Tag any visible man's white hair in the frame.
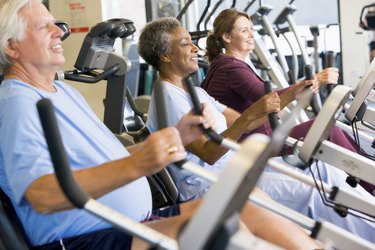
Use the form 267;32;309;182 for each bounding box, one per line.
0;0;38;74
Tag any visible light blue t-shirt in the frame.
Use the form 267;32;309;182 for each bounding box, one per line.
147;81;233;201
0;79;152;246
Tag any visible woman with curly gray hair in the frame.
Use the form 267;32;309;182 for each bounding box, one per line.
140;17;325;250
138;17;181;71
142;17;280;200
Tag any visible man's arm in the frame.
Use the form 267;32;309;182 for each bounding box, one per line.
25;128;186;214
126;103;216;155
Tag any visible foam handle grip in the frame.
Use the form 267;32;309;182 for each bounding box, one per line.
326;51;335;68
304;64;314;80
264;80;272;93
37;98;89;208
184;76;202;115
264;80;279;130
326;51;336;94
154;81;169;129
183;77;224;144
287;70;296;85
305;64;321;114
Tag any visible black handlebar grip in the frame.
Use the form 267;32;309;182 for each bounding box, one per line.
264;80;272;94
183;77;224;145
326;51;336;94
37;99;89;208
264;80;279;131
184;76;203;115
304;64;314;80
326;51;335;68
287;70;296;85
304;65;321;114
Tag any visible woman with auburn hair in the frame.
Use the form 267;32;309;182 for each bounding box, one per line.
202;8;374;194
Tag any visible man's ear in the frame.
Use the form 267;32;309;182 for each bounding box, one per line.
159;54;171;63
4;40;19;59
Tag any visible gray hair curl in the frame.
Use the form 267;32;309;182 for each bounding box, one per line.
138;17;181;70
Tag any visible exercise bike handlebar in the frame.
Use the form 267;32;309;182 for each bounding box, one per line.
63;64;121;84
305;64;314;80
326;51;336;94
181;82;375;249
152;77;375;249
37;98;178;250
37;99;89;208
264;80;279;130
184;77;240;151
184;76;315;151
184;76;375;217
176;0;195;21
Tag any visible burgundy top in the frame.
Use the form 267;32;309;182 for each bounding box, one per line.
202;54;289;137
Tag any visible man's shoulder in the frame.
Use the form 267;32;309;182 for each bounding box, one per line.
0;81;42;107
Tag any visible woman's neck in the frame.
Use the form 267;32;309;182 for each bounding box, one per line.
225;49;248;61
159;72;184;89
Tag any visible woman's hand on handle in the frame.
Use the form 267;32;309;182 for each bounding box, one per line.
176;102;216;146
315;67;339;86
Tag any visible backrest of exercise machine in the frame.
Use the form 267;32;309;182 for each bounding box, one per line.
129;127;180;208
123;39;140;97
115;130;179;210
0;188;31;250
